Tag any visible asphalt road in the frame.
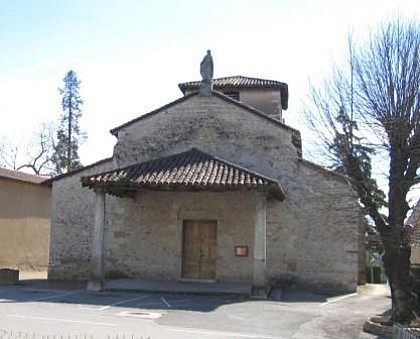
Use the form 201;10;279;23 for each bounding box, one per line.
0;282;390;339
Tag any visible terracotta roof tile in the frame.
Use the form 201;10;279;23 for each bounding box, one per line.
81;148;284;200
0;167;49;184
178;75;287;92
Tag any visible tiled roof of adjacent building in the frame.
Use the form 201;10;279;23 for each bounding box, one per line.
178;75;287;92
43;157;113;184
0;167;49;184
81;148;284;200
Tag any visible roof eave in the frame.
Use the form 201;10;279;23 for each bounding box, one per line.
270;184;285;201
45;157;113;184
81;180;285;201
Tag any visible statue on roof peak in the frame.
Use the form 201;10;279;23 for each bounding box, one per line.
199;50;213;96
200;50;213;81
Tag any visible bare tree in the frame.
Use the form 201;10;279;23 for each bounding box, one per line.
0;142;19;170
306;19;420;324
0;124;55;175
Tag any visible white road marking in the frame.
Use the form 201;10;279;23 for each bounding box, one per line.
96;295;150;310
33;290;81;301
319;293;357;307
168;327;275;338
161;297;172;308
7;314;118;326
116;310;162;319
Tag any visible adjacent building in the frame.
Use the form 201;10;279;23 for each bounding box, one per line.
409;200;420;264
0;168;50;271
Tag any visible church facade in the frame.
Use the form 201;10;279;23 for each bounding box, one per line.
48;68;364;293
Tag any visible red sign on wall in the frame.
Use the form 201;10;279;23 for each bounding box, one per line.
235;245;249;257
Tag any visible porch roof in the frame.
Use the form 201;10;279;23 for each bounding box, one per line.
81;148;284;200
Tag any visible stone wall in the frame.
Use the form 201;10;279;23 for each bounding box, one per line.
52;178;358;291
238;89;283;120
50;93;360;291
184;88;284;120
104;190;257;282
185;87;283;121
358;213;367;285
48;160;113;280
0;178;51;271
112;94;359;290
50;183;258;282
266;161;359;291
113;95;300;181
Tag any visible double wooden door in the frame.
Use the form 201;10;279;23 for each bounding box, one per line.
182;220;217;280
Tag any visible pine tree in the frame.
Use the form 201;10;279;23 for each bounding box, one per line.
52;70;85;174
330;108;387;212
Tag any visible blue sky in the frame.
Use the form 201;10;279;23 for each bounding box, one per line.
0;0;418;172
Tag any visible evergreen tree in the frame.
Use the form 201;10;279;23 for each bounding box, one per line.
52;70;85;174
330;108;387;212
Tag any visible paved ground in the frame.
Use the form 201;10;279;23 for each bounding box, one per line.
0;281;390;339
106;278;252;295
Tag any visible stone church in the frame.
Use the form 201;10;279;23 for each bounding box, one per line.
48;53;364;293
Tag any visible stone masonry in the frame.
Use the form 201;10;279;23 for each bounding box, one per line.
49;91;360;291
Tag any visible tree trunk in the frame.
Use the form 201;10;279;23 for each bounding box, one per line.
382;232;414;324
67;95;72;173
383;147;415;324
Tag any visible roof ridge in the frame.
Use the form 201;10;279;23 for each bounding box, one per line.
110;92;197;136
179;75;285;85
210;90;296;132
298;159;347;182
45;157;113;184
0;167;50;184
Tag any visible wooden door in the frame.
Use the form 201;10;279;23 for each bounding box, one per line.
182;220;217;280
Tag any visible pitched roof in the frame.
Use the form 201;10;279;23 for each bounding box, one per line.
81;148;284;200
0;167;49;184
110;90;296;136
178;75;289;109
178;75;287;92
43;157;113;185
298;159;347;183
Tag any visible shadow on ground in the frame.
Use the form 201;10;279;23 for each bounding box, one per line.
0;278;379;313
0;279;250;312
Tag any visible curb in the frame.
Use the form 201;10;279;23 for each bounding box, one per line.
363;319;392;338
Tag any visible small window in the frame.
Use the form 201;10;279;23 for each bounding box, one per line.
223;91;240;101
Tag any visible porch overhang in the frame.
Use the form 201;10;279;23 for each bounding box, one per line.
81;148;284;201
